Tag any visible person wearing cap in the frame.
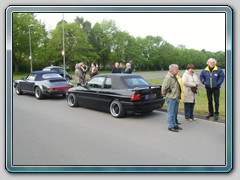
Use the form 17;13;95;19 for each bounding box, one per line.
182;64;200;122
200;58;224;120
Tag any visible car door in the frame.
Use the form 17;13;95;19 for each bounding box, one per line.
20;73;37;93
98;77;115;111
78;77;105;109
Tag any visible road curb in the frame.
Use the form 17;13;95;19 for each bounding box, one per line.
158;108;225;124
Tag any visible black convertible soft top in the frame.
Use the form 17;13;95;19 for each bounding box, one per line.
31;71;63;81
94;74;151;89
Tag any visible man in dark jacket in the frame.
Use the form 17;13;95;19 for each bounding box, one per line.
200;58;224;120
112;62;122;73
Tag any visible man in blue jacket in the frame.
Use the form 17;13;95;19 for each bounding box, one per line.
200;58;225;120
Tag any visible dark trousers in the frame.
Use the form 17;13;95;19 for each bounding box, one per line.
206;88;220;115
175;102;179;124
184;102;195;119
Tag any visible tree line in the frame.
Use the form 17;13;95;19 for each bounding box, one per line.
13;13;225;73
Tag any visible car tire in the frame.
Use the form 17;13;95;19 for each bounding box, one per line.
110;100;125;118
15;83;23;95
34;86;44;99
67;93;79;107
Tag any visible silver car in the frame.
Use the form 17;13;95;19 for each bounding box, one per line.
14;71;73;99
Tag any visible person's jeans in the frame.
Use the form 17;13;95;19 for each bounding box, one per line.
165;98;179;128
206;88;220;115
184;102;195;119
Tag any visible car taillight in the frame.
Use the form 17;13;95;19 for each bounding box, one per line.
47;87;71;91
131;93;141;101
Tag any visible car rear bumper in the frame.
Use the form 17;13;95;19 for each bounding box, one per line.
43;90;67;96
121;99;165;113
42;86;72;96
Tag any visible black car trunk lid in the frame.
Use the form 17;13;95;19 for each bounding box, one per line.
131;86;162;101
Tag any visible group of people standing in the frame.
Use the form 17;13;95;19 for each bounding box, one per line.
74;62;99;86
112;62;132;74
162;58;224;132
74;58;224;133
74;62;132;86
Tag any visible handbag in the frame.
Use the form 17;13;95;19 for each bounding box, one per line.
191;86;198;94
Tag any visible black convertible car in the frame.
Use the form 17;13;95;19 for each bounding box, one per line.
14;71;73;99
66;74;165;118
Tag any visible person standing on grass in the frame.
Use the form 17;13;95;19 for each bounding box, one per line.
112;62;122;73
162;64;183;132
124;63;132;74
78;62;88;86
74;63;81;86
89;62;99;78
182;64;200;122
200;58;224;121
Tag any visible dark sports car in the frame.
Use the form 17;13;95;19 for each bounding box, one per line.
66;74;165;118
14;71;73;99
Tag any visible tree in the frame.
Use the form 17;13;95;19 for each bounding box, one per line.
46;21;95;70
13;14;225;73
90;20;118;69
74;16;92;38
157;42;177;70
110;31;136;65
214;51;225;68
13;13;48;73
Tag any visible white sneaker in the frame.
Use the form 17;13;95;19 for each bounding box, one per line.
186;118;193;122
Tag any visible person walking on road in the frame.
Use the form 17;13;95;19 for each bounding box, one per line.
182;64;200;122
162;64;183;132
200;58;224;121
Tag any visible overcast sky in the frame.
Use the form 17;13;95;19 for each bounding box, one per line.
35;13;225;52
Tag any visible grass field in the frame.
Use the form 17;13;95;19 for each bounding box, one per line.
13;70;225;118
147;78;225;118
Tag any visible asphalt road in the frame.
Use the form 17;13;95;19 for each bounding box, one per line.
12;91;225;166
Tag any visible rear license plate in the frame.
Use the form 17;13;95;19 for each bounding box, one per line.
145;94;156;100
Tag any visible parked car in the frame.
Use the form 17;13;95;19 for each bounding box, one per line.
14;71;73;99
42;66;72;81
66;74;165;118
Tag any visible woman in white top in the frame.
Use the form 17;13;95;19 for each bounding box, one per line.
182;64;200;121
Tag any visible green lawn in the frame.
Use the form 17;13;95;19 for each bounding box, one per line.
13;73;29;80
147;78;225;118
